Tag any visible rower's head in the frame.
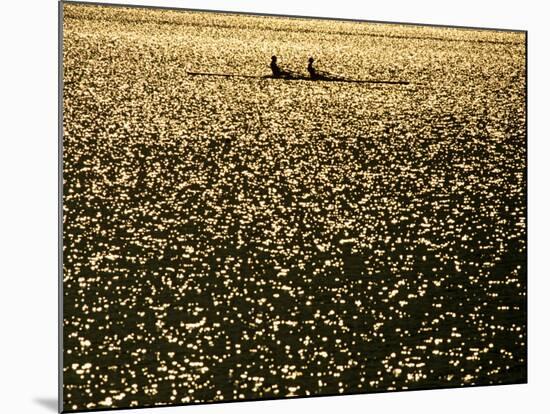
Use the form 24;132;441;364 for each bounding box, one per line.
309;57;314;63
271;55;277;62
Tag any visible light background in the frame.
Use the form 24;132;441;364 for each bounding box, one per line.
0;0;546;413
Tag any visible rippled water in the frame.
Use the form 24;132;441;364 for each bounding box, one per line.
62;3;526;411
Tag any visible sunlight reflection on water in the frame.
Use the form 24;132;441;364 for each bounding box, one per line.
62;3;526;411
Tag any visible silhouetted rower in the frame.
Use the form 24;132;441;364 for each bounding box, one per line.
270;55;289;78
307;57;317;79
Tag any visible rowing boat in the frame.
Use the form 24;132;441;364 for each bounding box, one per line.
186;71;409;85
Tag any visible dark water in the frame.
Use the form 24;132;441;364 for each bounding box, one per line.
62;4;526;411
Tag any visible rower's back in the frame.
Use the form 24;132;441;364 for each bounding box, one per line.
307;57;317;79
271;56;282;77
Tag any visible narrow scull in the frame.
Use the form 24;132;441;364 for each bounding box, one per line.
186;71;409;85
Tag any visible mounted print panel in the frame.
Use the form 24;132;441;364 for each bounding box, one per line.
60;1;527;412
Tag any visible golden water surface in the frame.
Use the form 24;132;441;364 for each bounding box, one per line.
62;3;526;411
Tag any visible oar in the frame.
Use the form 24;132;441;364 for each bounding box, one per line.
186;71;261;79
315;67;409;85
